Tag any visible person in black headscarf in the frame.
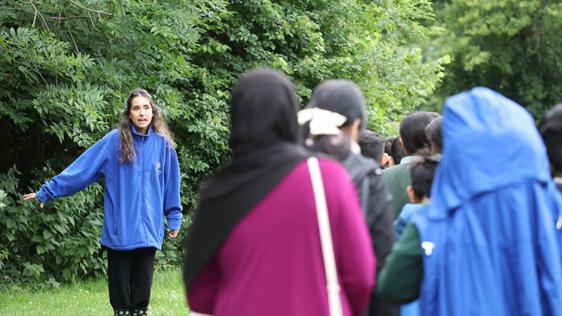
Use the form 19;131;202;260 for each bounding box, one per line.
183;69;375;316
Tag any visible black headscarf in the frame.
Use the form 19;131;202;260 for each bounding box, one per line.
183;69;310;289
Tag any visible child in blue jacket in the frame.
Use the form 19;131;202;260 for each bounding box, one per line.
24;88;182;316
394;156;438;316
394;157;438;239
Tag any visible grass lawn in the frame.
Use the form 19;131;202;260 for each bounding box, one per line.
0;268;190;315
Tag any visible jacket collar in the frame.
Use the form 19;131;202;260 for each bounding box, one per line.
131;124;152;137
400;155;422;164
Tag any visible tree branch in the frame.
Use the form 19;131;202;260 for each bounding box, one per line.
27;0;49;29
32;8;37;26
69;0;111;16
48;15;90;20
67;23;79;53
88;12;100;32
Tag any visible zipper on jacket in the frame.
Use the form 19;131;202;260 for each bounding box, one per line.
141;135;147;242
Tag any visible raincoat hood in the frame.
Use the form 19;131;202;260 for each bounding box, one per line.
411;87;562;316
430;87;551;217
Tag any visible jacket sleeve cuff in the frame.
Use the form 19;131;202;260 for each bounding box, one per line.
35;188;50;203
167;215;182;230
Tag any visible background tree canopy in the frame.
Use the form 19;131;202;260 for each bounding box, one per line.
432;0;562;117
0;0;444;284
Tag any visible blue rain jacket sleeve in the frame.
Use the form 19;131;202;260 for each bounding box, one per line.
36;134;110;203
164;146;182;230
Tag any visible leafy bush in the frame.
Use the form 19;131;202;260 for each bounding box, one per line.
0;167;105;284
0;0;444;284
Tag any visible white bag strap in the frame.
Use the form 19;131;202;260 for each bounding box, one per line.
307;157;344;316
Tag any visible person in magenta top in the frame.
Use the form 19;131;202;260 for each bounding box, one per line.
182;69;375;316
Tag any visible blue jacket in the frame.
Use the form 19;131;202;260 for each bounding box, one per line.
37;125;182;250
394;203;426;240
411;87;562;316
394;203;425;316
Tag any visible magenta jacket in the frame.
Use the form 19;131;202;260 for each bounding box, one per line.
187;159;375;316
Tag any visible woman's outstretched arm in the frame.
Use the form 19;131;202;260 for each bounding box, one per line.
22;132;112;206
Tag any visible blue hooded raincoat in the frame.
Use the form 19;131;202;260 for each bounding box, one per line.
411;87;562;316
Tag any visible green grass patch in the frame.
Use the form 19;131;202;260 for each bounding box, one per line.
0;269;189;315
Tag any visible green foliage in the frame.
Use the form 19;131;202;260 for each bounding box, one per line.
1;0;444;284
0;166;105;284
350;0;449;134
433;0;562;118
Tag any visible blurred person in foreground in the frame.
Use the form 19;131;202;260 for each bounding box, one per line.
183;70;375;316
300;80;396;316
377;87;562;316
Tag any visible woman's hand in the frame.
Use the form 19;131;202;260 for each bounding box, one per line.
168;229;179;238
23;193;44;208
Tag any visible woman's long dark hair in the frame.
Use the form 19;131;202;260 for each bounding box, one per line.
119;88;173;163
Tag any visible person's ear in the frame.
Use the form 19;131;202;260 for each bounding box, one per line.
387;155;395;167
380;152;390;167
407;185;418;203
350;119;361;141
340;119;362;140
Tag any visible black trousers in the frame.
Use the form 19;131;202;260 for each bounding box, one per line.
107;247;156;312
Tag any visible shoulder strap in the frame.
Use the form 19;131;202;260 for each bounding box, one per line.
307;157;344;316
361;176;370;217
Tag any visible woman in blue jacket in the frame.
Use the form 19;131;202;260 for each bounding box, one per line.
23;88;183;316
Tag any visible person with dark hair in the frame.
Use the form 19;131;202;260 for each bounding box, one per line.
394;156;438;239
381;136;404;168
389;136;406;166
23;88;182;315
377;88;562;316
540;103;562;192
425;116;443;155
382;137;394;168
359;129;388;166
383;112;435;218
300;79;397;316
183;70;375;316
391;156;438;316
428;111;440;120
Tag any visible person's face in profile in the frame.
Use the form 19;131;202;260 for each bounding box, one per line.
129;96;153;134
